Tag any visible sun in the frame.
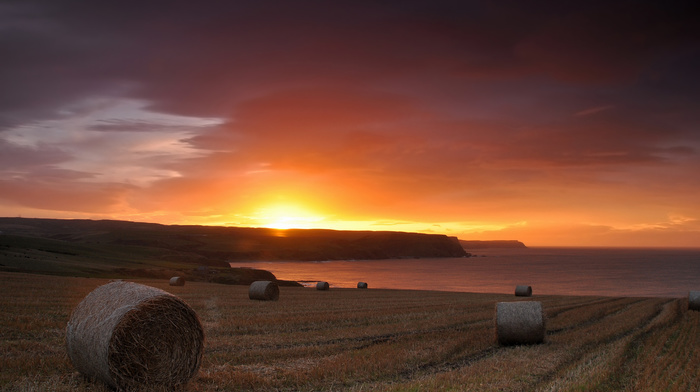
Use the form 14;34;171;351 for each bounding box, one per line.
253;203;325;230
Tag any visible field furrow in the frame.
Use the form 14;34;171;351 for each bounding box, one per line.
1;272;698;392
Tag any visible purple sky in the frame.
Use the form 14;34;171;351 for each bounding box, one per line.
1;1;699;246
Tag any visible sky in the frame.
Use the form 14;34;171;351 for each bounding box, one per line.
1;0;699;247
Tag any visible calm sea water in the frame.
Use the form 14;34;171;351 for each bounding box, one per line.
231;247;700;297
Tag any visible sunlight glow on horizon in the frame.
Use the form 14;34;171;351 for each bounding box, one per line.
1;2;699;249
247;203;326;230
3;202;699;247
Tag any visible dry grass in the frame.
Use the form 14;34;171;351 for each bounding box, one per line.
1;271;698;391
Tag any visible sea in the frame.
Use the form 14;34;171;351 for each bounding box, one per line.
231;247;700;298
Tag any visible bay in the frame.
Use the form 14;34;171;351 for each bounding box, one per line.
231;247;700;297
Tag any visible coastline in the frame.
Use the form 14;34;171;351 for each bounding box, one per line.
0;270;689;300
232;247;700;298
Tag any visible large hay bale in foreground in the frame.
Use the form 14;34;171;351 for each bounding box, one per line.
65;281;204;390
249;280;279;301
515;285;532;297
689;291;700;311
357;282;368;289
316;281;330;290
495;301;545;345
169;276;185;286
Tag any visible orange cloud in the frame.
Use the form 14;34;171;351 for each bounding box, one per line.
1;1;699;246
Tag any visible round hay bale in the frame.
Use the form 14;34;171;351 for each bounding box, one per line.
689;291;700;311
357;282;368;289
316;281;330;290
65;281;204;390
169;276;185;286
515;285;532;297
249;280;279;301
495;301;545;345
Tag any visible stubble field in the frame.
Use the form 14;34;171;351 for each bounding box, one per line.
1;271;698;391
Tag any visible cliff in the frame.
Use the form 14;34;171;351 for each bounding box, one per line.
459;240;527;249
0;218;468;273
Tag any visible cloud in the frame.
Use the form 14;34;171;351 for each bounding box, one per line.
466;218;700;248
1;0;699;245
0;138;71;170
574;105;615;117
0;178;133;213
513;1;700;83
3;1;696;123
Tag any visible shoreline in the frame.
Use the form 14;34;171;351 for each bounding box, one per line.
0;270;687;300
230;249;700;298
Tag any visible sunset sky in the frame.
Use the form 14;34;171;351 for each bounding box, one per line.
1;1;699;247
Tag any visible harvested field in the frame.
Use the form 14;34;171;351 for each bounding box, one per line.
1;271;698;391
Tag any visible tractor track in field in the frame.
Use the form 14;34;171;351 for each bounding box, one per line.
529;297;679;391
363;297;675;388
545;297;647;335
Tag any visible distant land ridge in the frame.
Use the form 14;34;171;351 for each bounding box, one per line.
0;218;468;267
460;240;527;249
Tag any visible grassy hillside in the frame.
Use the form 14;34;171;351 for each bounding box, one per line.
1;272;697;391
0;220;290;285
